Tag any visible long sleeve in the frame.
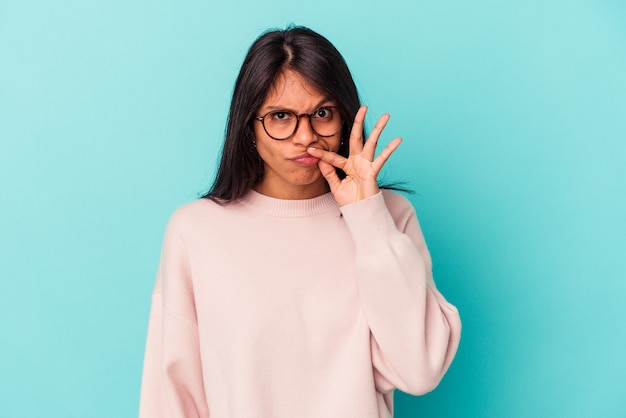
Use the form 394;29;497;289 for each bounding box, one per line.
139;216;209;418
340;191;461;396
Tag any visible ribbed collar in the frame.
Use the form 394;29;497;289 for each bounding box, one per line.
240;189;340;218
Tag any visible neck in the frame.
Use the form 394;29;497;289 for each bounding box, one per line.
253;180;330;200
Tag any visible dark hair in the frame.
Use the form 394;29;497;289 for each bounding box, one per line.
203;26;363;203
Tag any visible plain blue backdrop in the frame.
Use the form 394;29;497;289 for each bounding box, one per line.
1;0;625;417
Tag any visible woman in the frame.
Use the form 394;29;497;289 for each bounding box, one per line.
139;26;461;418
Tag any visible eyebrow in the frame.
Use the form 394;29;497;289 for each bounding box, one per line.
261;98;336;114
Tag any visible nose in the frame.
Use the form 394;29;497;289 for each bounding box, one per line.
291;115;316;147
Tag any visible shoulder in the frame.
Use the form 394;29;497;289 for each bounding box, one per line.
381;189;413;210
165;198;237;236
381;189;416;224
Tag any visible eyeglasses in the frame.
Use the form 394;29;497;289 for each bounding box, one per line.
255;106;342;140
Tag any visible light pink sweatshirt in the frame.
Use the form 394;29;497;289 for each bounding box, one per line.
139;190;461;418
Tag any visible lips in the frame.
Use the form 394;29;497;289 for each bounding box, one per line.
290;154;320;165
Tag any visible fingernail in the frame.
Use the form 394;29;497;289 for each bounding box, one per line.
308;147;317;151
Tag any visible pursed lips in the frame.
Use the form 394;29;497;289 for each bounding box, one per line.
290;153;320;165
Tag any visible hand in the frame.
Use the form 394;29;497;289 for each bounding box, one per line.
307;105;402;207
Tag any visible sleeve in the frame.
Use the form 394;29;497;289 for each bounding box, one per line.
340;191;461;396
139;216;210;418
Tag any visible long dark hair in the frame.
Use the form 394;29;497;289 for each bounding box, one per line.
203;26;363;203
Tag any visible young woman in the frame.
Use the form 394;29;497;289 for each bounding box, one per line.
139;26;461;418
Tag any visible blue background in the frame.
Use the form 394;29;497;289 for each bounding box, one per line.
1;1;625;416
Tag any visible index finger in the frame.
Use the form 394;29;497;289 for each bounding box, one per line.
307;147;348;170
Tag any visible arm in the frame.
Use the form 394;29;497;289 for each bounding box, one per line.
139;216;209;417
308;105;460;394
341;192;461;395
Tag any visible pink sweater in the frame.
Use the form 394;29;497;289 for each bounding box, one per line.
139;190;461;418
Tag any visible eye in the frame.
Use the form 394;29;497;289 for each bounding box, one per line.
269;111;294;122
313;107;333;120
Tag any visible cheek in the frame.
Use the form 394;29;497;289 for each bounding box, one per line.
254;139;280;167
326;134;342;153
256;144;274;164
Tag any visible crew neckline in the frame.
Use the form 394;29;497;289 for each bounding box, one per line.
240;189;339;218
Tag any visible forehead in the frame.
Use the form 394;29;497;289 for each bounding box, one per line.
262;70;329;109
